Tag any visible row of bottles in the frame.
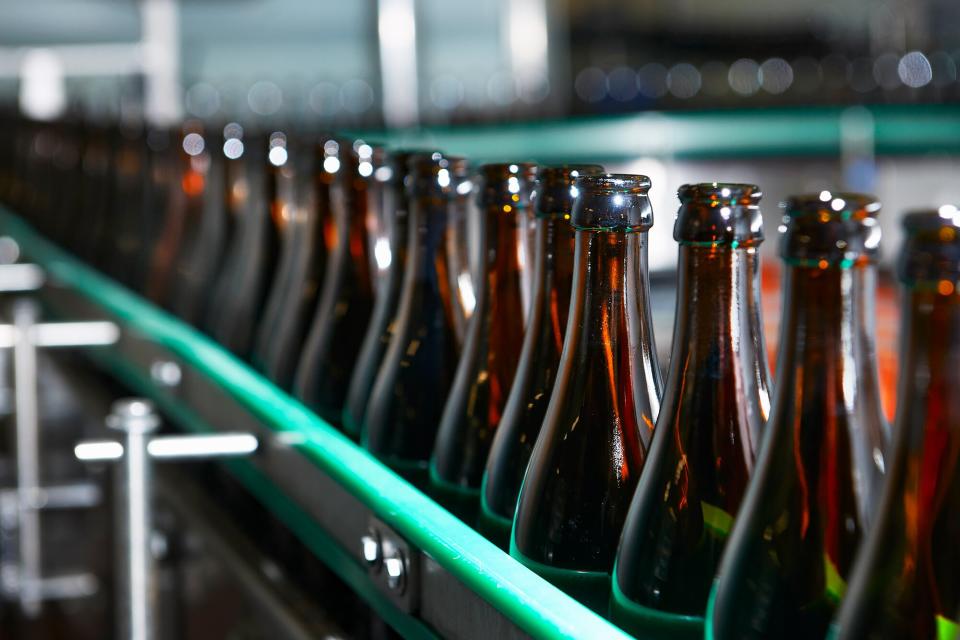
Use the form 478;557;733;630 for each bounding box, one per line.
0;112;956;639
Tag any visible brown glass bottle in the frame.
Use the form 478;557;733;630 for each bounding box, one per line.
610;183;772;638
429;162;537;521
169;125;229;324
706;192;889;640
145;124;204;306
362;153;462;485
203;131;284;355
444;166;477;347
292;141;380;427
341;151;413;437
510;174;663;613
831;210;960;640
249;135;338;388
479;164;603;547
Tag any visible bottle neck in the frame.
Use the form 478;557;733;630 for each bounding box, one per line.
536;216;576;342
671;244;765;362
777;263;884;419
894;284;960;465
571;227;660;441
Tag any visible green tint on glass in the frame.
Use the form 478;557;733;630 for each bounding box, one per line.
611;183;772;639
832;210;960;640
707;193;889;639
480;164;603;548
430;163;536;522
362;153;463;487
511;174;662;612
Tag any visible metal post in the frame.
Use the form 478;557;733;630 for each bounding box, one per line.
12;300;40;617
77;399;258;640
107;399;161;640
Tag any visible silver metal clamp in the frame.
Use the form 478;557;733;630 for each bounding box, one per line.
75;398;258;640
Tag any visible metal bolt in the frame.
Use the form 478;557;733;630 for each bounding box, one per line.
361;531;381;568
106;399;161;435
383;549;405;592
149;361;182;389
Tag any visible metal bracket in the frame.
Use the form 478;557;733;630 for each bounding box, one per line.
75;398;258;640
0;265;120;617
363;515;420;615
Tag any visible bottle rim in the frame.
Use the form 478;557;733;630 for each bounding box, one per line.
575;173;651;193
783;191;881;219
678;182;761;206
534;164;605;217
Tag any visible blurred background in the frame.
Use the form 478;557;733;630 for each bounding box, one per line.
1;0;959;273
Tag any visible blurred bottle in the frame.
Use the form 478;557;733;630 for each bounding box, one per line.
611;183;772;638
511;174;662;612
104;121;150;288
203;131;284;355
706;192;889;639
363;152;463;485
341;151;413;438
293;140;382;427
136;127;175;294
831;210;960;640
76;121;115;265
250;133;336;388
168;124;228;324
430;162;537;521
479;164;603;547
444;164;477;346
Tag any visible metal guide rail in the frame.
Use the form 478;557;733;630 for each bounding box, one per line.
0;206;633;640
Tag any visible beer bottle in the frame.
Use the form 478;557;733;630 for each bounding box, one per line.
706;192;889;639
249;134;337;388
510;174;663;613
479;164;603;547
831;209;960;640
610;183;772;638
204;131;283;355
444;164;478;346
105;121;150;289
363;152;463;485
430;162;537;521
342;151;412;437
293;141;382;427
169;124;229;324
145;124;200;306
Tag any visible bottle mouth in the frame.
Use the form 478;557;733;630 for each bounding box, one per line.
534;164;605;217
784;191;880;219
678;183;761;206
899;207;960;287
480;162;538;209
674;183;763;246
780;191;881;268
406;152;468;196
570;173;654;231
576;173;651;194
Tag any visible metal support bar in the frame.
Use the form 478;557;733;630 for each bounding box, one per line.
0;270;120;616
75;399;258;640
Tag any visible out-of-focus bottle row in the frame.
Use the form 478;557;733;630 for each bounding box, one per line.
0;113;957;640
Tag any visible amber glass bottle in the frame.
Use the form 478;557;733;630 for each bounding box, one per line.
204;131;284;355
510;174;663;613
169;125;229;324
444;164;476;347
479;164;603;547
106;122;150;290
250;134;338;388
293;141;381;428
363;153;462;485
706;192;889;640
429;162;537;521
342;151;413;437
610;183;772;638
831;210;960;640
146;124;204;307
